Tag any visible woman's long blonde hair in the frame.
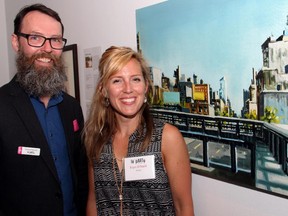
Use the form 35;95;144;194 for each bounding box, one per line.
83;46;154;162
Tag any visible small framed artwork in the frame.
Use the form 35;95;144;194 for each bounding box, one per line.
63;44;80;101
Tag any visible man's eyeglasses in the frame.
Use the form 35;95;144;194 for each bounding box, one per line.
17;32;67;50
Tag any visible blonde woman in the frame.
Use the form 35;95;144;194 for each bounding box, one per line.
84;46;194;216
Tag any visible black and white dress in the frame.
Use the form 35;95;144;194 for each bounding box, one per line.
93;119;175;216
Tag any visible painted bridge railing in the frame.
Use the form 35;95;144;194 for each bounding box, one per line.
150;108;288;176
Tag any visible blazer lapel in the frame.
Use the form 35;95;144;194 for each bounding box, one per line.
58;98;74;162
10;80;60;182
57;95;83;184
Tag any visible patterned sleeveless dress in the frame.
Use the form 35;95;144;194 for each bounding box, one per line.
92;119;175;216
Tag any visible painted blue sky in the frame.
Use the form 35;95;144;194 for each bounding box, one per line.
136;0;288;115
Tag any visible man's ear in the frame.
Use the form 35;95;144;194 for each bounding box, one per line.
11;34;20;52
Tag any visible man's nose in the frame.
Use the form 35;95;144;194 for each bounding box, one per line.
41;39;52;52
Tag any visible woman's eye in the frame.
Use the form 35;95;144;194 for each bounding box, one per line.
112;79;121;84
133;77;141;82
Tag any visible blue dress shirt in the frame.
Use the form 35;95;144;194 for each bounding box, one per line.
30;94;76;216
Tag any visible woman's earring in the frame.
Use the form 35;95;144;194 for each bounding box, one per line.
105;98;110;107
144;96;147;103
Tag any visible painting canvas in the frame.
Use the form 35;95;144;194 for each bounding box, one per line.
136;0;288;198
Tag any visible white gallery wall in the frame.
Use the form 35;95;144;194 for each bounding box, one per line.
0;0;9;86
2;0;288;215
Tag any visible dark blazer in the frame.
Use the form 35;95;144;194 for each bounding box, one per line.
0;76;88;216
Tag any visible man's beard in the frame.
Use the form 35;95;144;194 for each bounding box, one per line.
15;51;67;98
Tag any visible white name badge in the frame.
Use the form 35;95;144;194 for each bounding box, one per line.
124;155;155;181
18;146;41;156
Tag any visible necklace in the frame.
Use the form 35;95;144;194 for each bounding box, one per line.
112;150;124;216
115;156;124;162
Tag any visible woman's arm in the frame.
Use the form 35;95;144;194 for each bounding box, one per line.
86;164;97;216
162;123;195;216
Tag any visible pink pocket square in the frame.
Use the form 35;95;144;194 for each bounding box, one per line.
73;119;79;132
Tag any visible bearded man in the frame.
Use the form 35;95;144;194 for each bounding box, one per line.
0;4;87;216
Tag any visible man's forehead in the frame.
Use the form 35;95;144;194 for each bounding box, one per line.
20;11;62;35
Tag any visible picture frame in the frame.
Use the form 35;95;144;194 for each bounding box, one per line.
63;44;80;101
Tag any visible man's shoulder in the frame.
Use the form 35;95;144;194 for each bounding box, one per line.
62;91;80;104
0;79;12;89
60;91;82;113
0;78;20;96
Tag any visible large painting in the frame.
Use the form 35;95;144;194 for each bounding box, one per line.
136;0;288;198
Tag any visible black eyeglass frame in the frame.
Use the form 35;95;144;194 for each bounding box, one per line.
17;32;67;50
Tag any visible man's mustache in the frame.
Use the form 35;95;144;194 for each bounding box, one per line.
26;52;58;68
